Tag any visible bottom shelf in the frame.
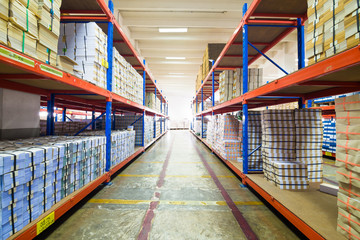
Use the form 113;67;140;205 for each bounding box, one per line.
11;131;168;240
190;130;344;240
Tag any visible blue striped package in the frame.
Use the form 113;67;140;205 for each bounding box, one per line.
1;185;24;207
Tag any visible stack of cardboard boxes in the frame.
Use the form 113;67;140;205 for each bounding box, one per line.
295;109;323;182
145;92;161;112
247;111;263;170
219;70;234;103
214;115;241;162
262;110;310;190
335;94;360;238
306;0;360;65
232;68;263;98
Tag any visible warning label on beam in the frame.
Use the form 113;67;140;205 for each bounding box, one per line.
36;211;55;235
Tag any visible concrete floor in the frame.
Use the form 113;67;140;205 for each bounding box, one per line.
44;130;299;240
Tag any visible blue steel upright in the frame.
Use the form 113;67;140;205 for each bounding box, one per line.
46;94;55;135
92;111;95;130
62;107;67;122
201;81;204;139
297;17;305;109
242;3;249;174
154;82;157;139
142;59;146;147
212;60;215;107
105;0;114;172
160;97;163;134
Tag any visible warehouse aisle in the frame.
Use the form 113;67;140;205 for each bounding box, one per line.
44;131;299;240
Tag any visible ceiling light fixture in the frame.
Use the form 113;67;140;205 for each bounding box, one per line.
166;57;186;60
159;28;188;33
169;73;184;75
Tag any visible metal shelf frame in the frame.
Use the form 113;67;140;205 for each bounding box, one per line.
192;0;360;238
0;0;169;239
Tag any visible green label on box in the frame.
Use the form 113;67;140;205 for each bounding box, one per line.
0;46;35;67
40;64;63;78
36;211;55;235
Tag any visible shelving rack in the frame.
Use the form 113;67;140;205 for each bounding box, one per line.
192;0;360;239
0;0;168;239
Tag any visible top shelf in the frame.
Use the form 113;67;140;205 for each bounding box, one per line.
60;0;165;101
194;0;308;99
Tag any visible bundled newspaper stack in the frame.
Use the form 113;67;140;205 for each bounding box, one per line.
214;114;241;161
262;110;309;190
295;109;323;182
0;135;106;239
335;94;360;239
322;117;336;154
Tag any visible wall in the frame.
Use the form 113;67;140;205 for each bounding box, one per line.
0;88;40;139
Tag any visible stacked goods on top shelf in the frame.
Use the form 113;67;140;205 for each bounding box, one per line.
79;130;135;168
213;114;241;162
262;110;309;190
58;22;108;89
232;68;263;98
40;120;90;136
36;0;61;66
335;94;360;239
295;109;323;182
195;43;226;92
202;44;225;80
306;0;360;65
267;101;299;110
219;70;234;103
0;135;106;239
323;117;336;154
113;48;143;104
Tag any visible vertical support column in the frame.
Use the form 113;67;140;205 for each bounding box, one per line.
242;3;249;174
297;17;306;109
160;97;163;134
55;108;58;122
112;110;116;130
143;60;146;106
62;107;67;122
142;110;145;147
46;94;55;136
105;0;114;173
154;82;157;139
212;60;215;107
92;111;95;130
201;83;204;139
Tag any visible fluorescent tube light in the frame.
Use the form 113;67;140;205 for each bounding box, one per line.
165;57;186;60
159;28;188;33
169;73;184;75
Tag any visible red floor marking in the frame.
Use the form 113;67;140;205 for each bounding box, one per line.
137;138;174;240
193;140;259;240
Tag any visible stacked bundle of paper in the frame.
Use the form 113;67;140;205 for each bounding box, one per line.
335;94;360;238
206;116;215;147
79;130;136;168
232;68;264;98
9;0;38;38
247;111;263;170
0;17;7;44
114;115;154;146
213;114;241;161
58;22;108;89
322;118;336;154
262;110;309;190
112;48;143;104
7;22;37;57
194;119;201;135
155;118;161;138
306;0;360;65
0;0;8;20
219;70;234;103
36;0;62;66
295;109;323;182
0;135;107;239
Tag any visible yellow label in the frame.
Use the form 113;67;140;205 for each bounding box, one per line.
36;212;55;235
325;151;332;157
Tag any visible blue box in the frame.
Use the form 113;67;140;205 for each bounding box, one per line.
42;185;54;199
0;170;25;192
43;197;54;211
44;172;55;188
24;167;32;183
44;160;55;174
1;200;23;228
21;147;45;166
32;164;45;180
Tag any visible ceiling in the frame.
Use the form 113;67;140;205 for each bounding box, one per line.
113;0;252;118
